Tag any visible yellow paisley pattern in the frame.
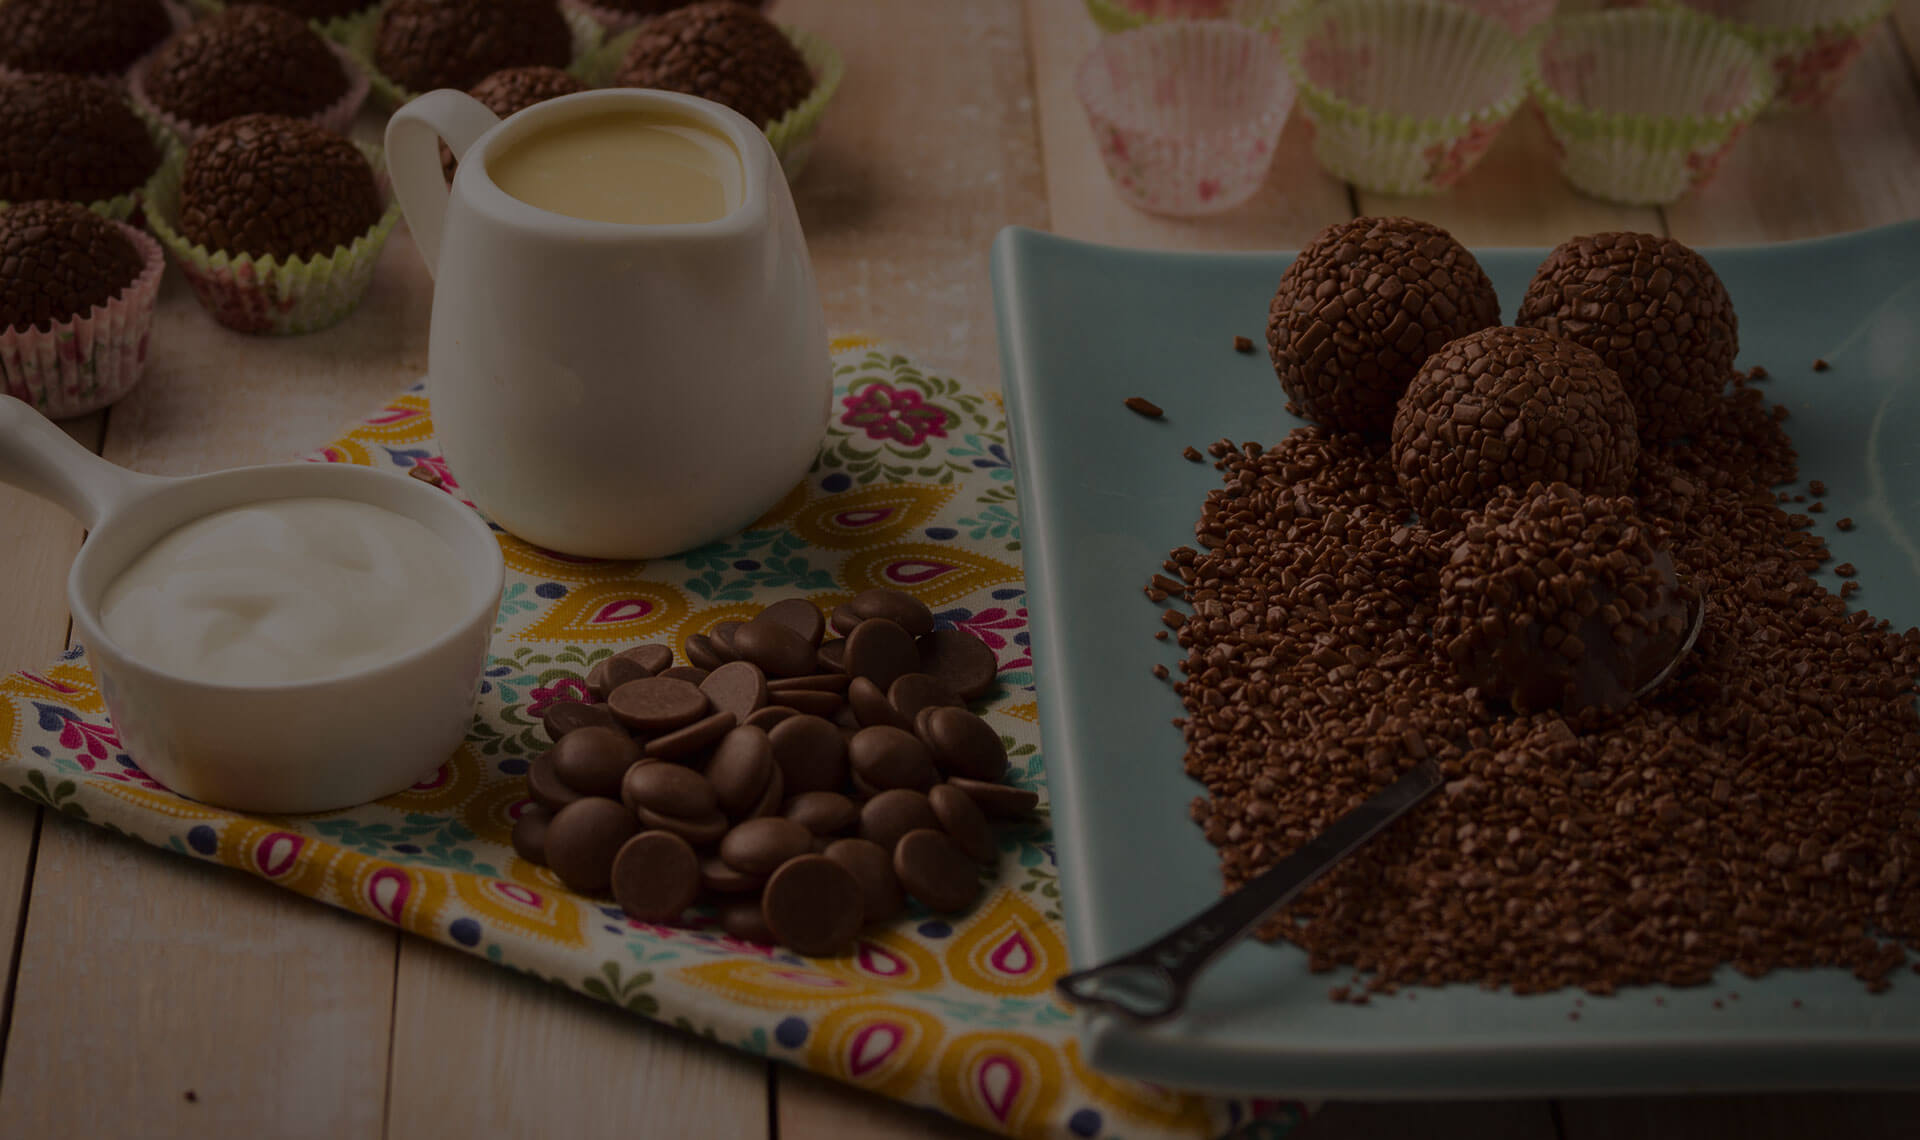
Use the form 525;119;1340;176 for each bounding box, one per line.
815;930;947;991
219;819;336;895
789;484;957;550
839;543;1021;606
936;1031;1065;1138
0;663;105;714
330;851;448;936
517;579;690;644
378;745;486;813
944;890;1069;998
805;1001;946;1099
681;959;884;1009
460;779;536;848
451;875;586;948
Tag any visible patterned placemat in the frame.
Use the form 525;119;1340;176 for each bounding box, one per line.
0;339;1305;1140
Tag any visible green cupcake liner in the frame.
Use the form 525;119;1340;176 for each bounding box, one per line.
0;109;180;224
1530;7;1772;205
186;0;381;44
142;141;404;335
346;2;603;110
1287;0;1535;195
1082;0;1303;34
578;23;844;182
1652;0;1893;110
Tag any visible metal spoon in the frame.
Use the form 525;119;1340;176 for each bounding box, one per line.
1055;585;1707;1024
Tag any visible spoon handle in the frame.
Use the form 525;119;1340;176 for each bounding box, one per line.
1054;759;1444;1024
0;395;166;530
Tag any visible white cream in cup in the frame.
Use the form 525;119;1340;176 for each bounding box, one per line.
0;395;504;813
386;88;834;560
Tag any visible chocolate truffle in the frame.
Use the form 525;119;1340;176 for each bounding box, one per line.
0;75;161;204
239;0;379;19
374;0;572;95
178;115;381;261
1391;325;1638;526
589;0;766;11
1433;482;1692;715
442;66;588;178
1266;216;1502;435
142;7;351;130
0;0;172;78
614;1;813;129
0;200;146;334
1516;232;1737;442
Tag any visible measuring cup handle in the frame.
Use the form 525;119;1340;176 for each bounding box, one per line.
0;396;166;530
384;90;500;280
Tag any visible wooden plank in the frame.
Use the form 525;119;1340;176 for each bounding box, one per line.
779;1068;999;1140
1299;1100;1558;1140
1663;22;1920;244
1023;0;1350;250
386;940;768;1140
1561;1093;1920;1140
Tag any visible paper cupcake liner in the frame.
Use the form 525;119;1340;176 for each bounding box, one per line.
1654;0;1893;109
128;41;370;148
142;141;403;336
1531;7;1772;205
1449;0;1557;35
0;106;179;224
580;23;844;181
1084;0;1305;33
0;222;165;418
1287;0;1532;195
347;2;603;110
185;0;383;47
1076;21;1295;215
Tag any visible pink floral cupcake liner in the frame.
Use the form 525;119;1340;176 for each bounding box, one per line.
1076;21;1296;216
127;40;370;147
0;222;165;419
1656;0;1894;110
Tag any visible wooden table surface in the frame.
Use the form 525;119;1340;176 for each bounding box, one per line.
3;2;1919;1136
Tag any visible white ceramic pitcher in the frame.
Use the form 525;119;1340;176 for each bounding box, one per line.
386;88;832;559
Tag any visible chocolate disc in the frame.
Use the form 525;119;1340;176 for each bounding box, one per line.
815;639;848;673
823;837;906;924
747;761;786;819
544;797;638;895
709;619;744;658
766;688;844;718
542;699;615;742
766;672;852;694
586;658;614;701
893;828;982;914
849;725;939;792
608;676;711;734
700;660;768;721
734;617;818;678
847;587;935;636
844;618;920;691
549;725;642;798
705;726;776;817
916;706;1009;782
848;675;912;731
622;761;718;820
722;898;777;944
602;653;653;693
719;816;813;875
611;831;701;922
828;605;861;637
857;788;940;852
916;630;999;699
768;714;848;794
928;783;996;864
745;705;797;731
635;806;729;846
617;643;674;675
784;790;858;835
759;597;826;647
510;804;551;865
658;665;711;684
700;854;767;894
887;672;962;723
643;710;737;761
528;749;584;813
684;633;727;671
762;855;864;957
944;777;1038;819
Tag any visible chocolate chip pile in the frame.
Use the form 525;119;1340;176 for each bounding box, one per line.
514;589;1036;957
614;1;814;129
1162;225;1920;998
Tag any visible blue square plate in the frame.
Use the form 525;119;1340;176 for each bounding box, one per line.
990;221;1920;1098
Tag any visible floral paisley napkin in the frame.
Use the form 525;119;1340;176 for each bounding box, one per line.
0;339;1305;1140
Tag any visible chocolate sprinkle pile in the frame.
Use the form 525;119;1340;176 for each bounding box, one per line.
0;200;145;334
0;0;172;77
374;0;572;95
442;65;587;177
1266;216;1501;435
1390;325;1639;525
1161;376;1920;995
0;75;161;203
179;115;380;261
1433;483;1689;715
143;6;350;129
1517;232;1738;443
614;1;814;129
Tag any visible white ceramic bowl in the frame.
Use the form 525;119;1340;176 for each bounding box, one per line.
0;395;504;813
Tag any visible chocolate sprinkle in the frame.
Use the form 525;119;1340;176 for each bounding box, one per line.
613;1;814;129
143;6;350;129
179;115;380;260
0;75;161;203
1124;396;1164;419
0;0;172;77
0;200;144;335
244;0;380;19
375;0;572;95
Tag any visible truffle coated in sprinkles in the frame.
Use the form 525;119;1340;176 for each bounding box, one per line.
613;1;815;129
0;75;161;204
0;0;172;77
143;6;350;128
178;114;382;261
374;0;573;95
0;200;145;334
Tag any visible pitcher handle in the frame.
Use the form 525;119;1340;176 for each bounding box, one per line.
0;396;170;531
385;90;501;279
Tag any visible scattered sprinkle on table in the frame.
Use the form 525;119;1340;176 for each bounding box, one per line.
1183;445;1204;462
1233;335;1254;354
1814;358;1831;371
1124;396;1163;419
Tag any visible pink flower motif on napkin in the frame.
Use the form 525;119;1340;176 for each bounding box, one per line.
58;717;119;764
528;678;593;718
841;383;949;447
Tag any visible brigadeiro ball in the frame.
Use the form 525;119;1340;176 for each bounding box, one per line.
1266;216;1502;435
242;0;379;19
179;115;381;261
1515;232;1737;443
374;0;573;95
0;0;173;79
0;201;147;335
0;75;161;207
1434;482;1692;716
614;1;814;129
442;66;588;178
138;7;353;133
1391;325;1638;526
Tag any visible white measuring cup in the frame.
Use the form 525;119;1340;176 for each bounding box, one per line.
0;395;504;813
